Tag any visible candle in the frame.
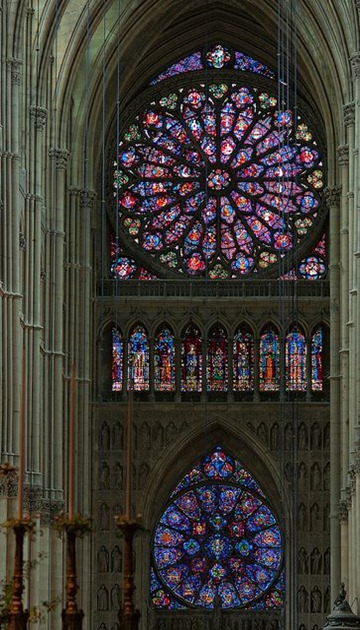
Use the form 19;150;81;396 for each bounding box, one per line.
18;344;26;519
125;383;133;519
69;365;76;520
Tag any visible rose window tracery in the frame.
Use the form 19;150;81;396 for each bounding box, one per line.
114;76;324;279
151;446;284;610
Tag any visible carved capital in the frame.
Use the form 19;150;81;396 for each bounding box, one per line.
350;53;360;78
49;147;70;171
344;102;355;126
6;58;22;85
338;145;349;167
325;185;342;207
29;105;48;131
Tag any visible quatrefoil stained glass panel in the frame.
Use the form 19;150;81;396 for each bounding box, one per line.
114;77;324;279
151;446;284;610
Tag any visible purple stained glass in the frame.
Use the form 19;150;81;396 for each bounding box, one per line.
115;80;324;279
259;327;280;392
311;327;324;392
128;325;149;391
112;327;123;391
151;446;284;610
154;326;175;391
285;326;307;391
150;52;203;85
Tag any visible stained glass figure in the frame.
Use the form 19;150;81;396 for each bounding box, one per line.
151;446;284;610
259;326;280;392
311;327;323;392
155;326;176;391
233;325;254;391
115;77;324;278
181;324;202;392
207;325;228;391
110;236;158;280
128;325;149;391
112;327;123;391
285;326;307;391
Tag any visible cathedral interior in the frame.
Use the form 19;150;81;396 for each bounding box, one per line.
1;1;360;629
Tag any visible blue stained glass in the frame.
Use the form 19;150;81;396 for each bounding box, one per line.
175;491;201;519
128;325;149;390
311;326;324;391
152;447;284;610
286;326;307;391
112;328;123;391
203;448;234;479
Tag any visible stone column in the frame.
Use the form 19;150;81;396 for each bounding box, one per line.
338;145;350;494
325;185;342;599
45;148;70;501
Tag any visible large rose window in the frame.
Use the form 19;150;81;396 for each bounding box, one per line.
151;446;284;610
114;72;324;278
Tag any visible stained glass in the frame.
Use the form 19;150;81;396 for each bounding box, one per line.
112;327;123;391
181;324;202;392
233;325;254;391
115;79;324;278
259;327;280;392
128;325;149;391
154;326;175;391
150;45;274;85
285;326;307;391
207;325;228;391
151;446;284;610
311;327;323;391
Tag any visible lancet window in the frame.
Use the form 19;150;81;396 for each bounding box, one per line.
207;324;228;391
128;325;150;391
259;326;280;392
181;323;203;392
285;326;307;391
154;326;176;392
233;325;254;391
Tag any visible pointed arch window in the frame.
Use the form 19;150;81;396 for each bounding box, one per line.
259;326;280;392
311;326;323;392
181;323;202;392
154;325;176;391
151;446;284;611
233;325;254;391
285;325;307;391
112;327;123;391
128;325;149;391
207;324;228;391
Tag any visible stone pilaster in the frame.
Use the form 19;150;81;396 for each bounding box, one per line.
325;185;342;600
